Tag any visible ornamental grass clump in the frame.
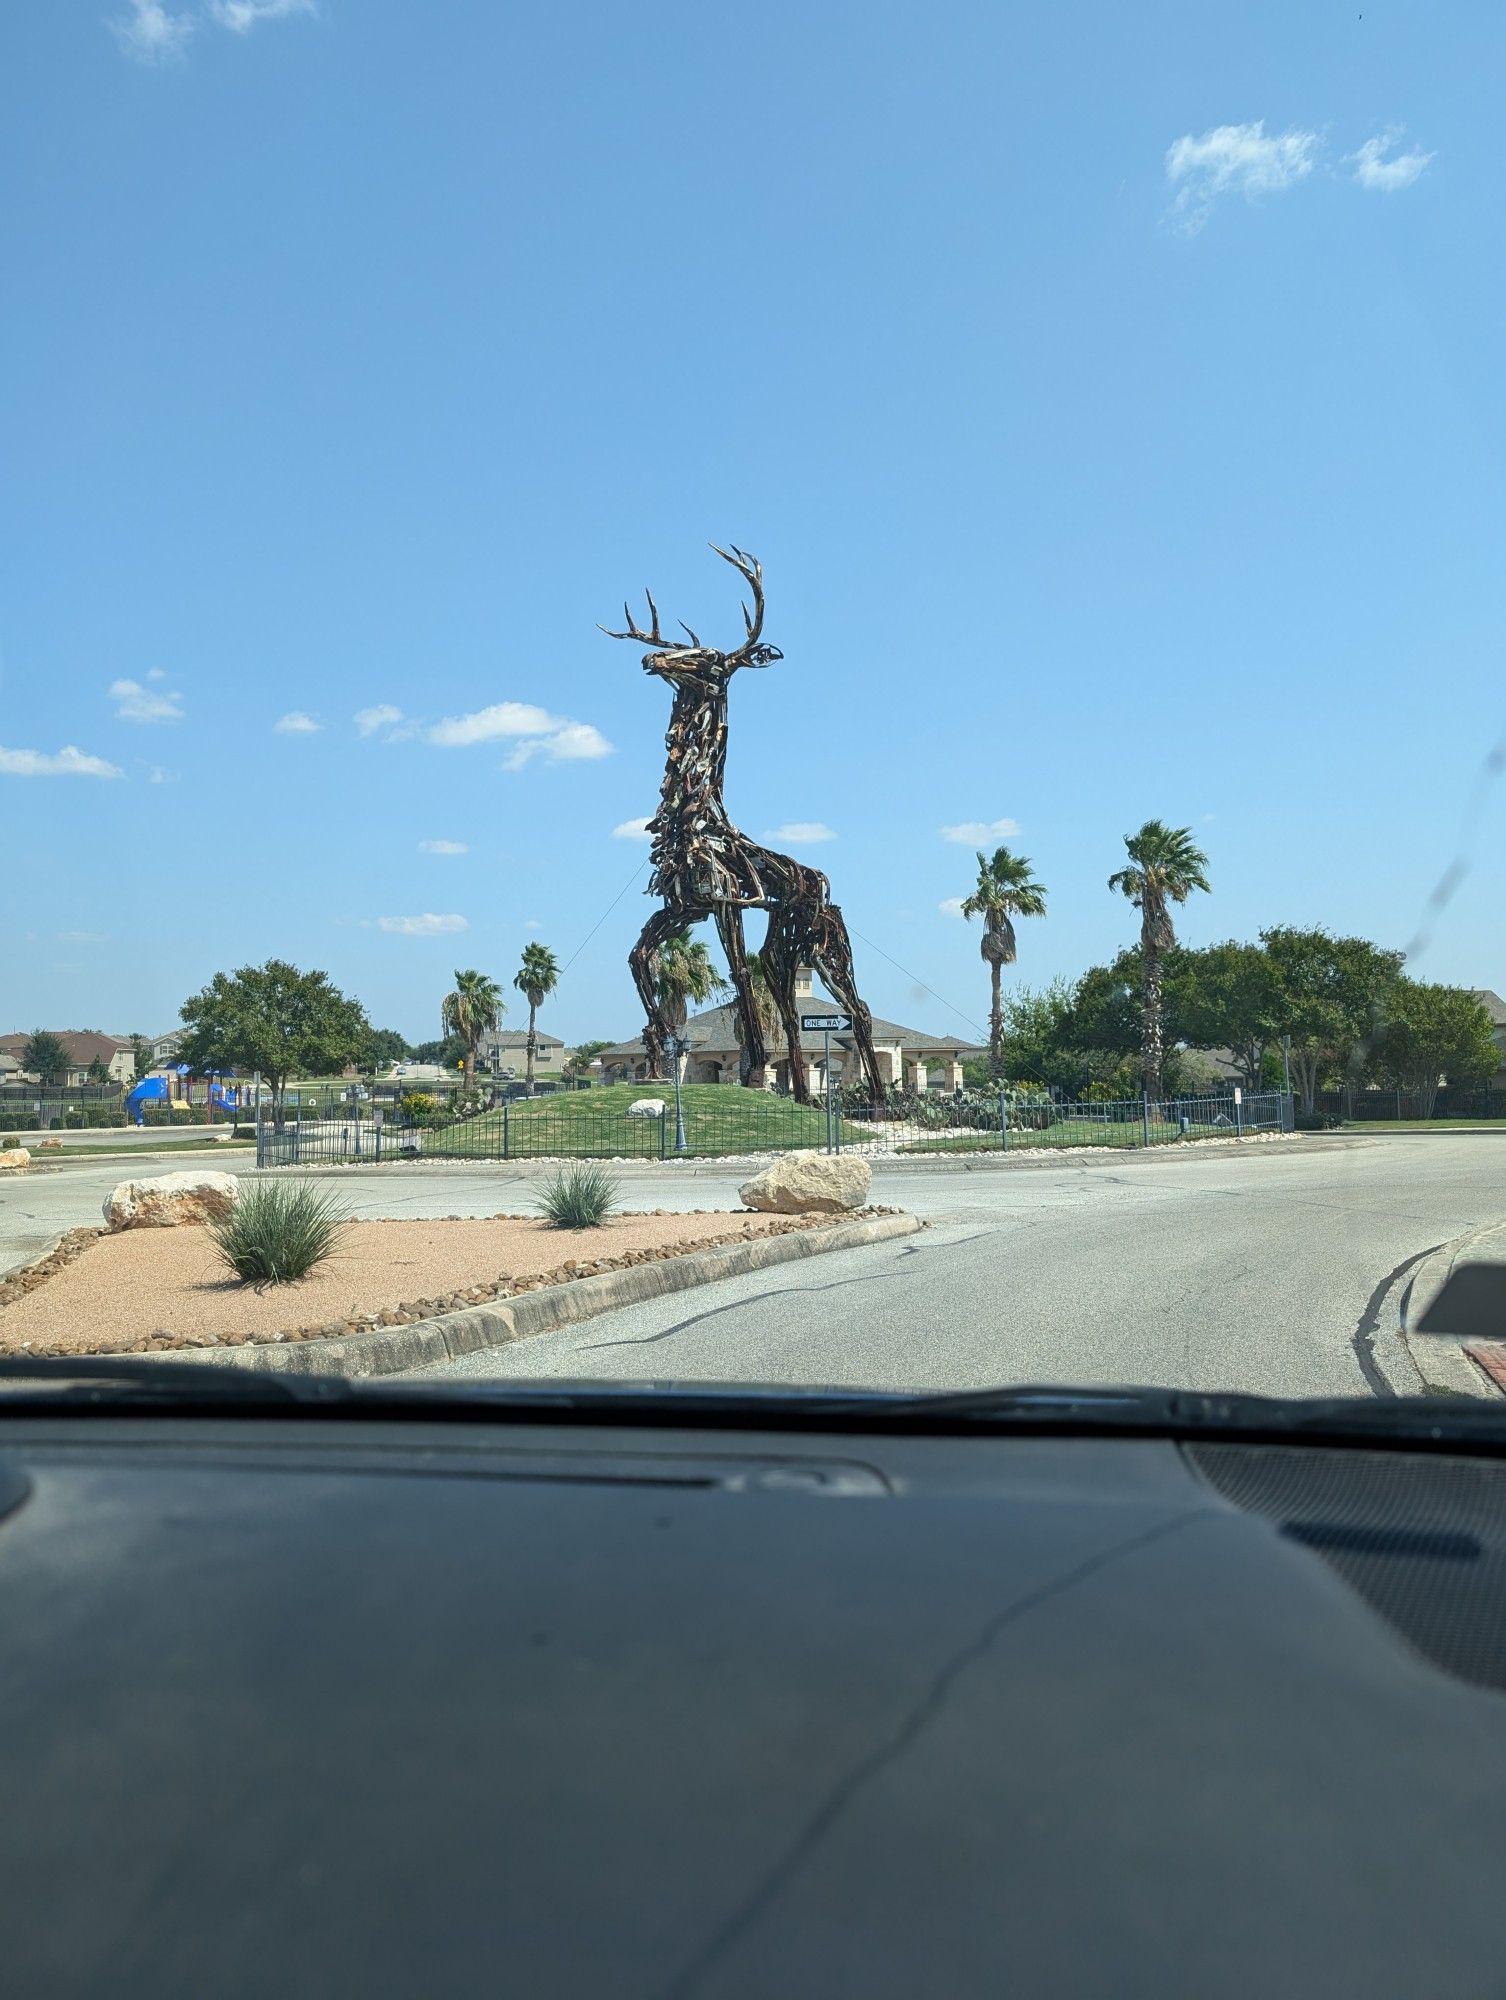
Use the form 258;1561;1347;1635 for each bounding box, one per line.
211;1179;348;1285
534;1164;620;1230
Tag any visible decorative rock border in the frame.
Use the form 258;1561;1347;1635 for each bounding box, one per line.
0;1227;105;1309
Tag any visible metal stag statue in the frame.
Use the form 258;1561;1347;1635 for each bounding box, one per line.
602;544;886;1105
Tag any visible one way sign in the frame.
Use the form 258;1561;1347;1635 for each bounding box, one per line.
800;1012;851;1032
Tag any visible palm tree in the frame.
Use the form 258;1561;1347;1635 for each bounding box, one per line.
440;969;504;1095
654;930;729;1078
732;950;786;1086
960;846;1048;1080
513;942;561;1096
1108;820;1210;1100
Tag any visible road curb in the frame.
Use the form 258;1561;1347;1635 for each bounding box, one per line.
1400;1220;1506;1398
107;1211;924;1378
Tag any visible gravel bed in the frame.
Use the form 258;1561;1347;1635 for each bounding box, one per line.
0;1209;899;1357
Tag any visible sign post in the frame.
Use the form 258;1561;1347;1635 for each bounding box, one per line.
800;1013;851;1154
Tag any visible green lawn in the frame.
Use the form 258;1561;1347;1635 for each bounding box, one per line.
421;1082;851;1159
1338;1119;1506;1132
899;1117;1235;1154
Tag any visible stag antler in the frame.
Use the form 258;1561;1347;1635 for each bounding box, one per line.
709;543;765;659
598;587;702;651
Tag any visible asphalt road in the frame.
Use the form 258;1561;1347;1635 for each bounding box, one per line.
5;1134;1504;1398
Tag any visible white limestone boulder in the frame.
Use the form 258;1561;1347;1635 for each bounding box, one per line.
739;1150;871;1215
0;1148;30;1173
104;1171;240;1231
627;1098;667;1118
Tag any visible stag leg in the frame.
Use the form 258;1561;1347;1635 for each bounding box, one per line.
759;908;812;1106
714;906;767;1090
629;905;699;1082
807;903;887;1106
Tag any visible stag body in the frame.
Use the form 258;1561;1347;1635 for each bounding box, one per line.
603;546;885;1104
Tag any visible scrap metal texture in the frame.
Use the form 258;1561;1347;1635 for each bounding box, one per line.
601;545;886;1104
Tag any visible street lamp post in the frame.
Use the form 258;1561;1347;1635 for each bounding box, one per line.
665;1032;688;1154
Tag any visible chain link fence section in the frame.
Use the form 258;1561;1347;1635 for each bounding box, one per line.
255;1088;1292;1167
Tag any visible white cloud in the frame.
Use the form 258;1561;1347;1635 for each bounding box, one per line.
111;677;183;723
418;838;468;856
1165;121;1318;233
145;667;167;682
56;930;107;944
377;913;469;937
525;919;543;931
939;897;967;918
612;816;655;841
428;701;562;748
1349;130;1433;192
0;744;122;778
427;703;613;769
111;0;194;61
355;703;404;738
148;765;177;784
207;0;315;29
274;710;321;735
763;821;836;845
502;722;615;771
940;817;1020;844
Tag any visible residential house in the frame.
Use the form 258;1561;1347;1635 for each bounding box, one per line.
478;1028;571;1080
0;1031;137;1086
598;969;983;1094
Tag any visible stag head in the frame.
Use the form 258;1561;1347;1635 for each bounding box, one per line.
600;544;782;683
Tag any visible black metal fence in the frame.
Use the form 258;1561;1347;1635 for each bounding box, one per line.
256;1089;1291;1167
1312;1087;1506;1122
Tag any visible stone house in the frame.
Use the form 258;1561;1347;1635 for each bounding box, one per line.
598;971;983;1094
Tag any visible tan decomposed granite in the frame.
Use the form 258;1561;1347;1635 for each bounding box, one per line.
739;1150;872;1214
0;1208;901;1357
103;1172;241;1230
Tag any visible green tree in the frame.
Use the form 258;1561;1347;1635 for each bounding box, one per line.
1108;820;1210;1099
178;960;371;1129
961;846;1048;1079
565;1038;614;1083
22;1030;70;1084
730;950;787;1086
85;1057;113;1085
1371;981;1500;1115
410;1034;467;1068
1166;941;1279;1091
654;930;729;1073
364;1027;413;1070
440;970;504;1094
128;1032;153;1081
513;943;561;1095
1261;926;1404;1113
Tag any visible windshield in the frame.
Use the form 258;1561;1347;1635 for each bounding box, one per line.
3;2;1503;1415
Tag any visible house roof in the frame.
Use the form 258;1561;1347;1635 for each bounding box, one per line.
1471;989;1506;1028
482;1028;565;1050
0;1030;132;1067
599;1001;984;1064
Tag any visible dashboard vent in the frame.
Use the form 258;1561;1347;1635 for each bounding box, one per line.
1185;1443;1506;1692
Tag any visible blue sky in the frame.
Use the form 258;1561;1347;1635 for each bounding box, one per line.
3;1;1502;1047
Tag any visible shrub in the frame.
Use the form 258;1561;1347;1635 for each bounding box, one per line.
1295;1110;1342;1131
534;1163;620;1229
398;1091;450;1127
210;1180;348;1285
2;1134;17;1149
